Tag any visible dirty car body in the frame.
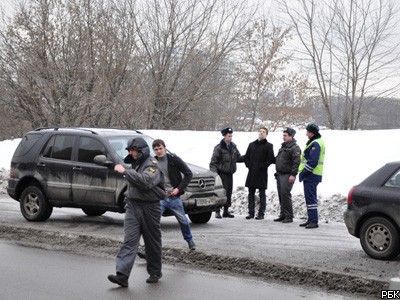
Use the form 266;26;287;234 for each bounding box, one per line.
7;128;226;224
343;161;400;260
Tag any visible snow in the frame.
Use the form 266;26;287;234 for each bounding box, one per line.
2;128;399;221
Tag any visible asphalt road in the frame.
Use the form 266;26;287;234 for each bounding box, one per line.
0;194;399;297
0;241;359;300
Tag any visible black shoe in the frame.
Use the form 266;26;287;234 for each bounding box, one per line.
305;222;319;229
137;251;146;259
188;240;196;251
245;215;254;219
282;219;293;223
299;221;310;227
108;273;128;287
146;273;162;283
255;215;264;220
215;211;222;219
222;212;235;218
273;217;284;222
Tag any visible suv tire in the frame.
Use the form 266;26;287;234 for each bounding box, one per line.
82;207;107;217
20;186;53;222
360;216;400;260
188;211;212;224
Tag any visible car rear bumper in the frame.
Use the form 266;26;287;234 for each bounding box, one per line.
343;209;361;237
6;179;18;200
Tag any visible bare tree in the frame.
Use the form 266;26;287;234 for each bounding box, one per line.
0;0;139;129
234;19;313;131
280;0;400;129
124;0;257;129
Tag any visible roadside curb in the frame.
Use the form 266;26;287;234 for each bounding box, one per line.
0;224;386;297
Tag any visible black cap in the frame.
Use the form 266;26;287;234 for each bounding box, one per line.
306;123;319;134
284;127;296;137
221;127;233;136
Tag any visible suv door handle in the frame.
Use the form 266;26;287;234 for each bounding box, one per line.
73;166;82;171
37;162;46;168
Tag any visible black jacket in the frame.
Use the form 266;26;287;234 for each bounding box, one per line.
275;139;301;176
209;139;241;175
156;153;192;197
238;139;275;189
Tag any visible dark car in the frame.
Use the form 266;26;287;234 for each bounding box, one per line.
343;161;400;260
7;128;226;224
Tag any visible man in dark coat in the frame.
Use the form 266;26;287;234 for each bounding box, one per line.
238;126;275;220
274;127;301;223
210;127;241;218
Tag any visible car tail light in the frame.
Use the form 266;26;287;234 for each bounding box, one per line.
347;186;355;205
9;162;16;178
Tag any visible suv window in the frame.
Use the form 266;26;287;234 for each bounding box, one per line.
78;136;107;163
13;133;42;157
42;135;74;160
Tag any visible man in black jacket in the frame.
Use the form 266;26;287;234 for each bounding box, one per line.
274;127;301;223
152;139;196;250
238;126;275;220
210;127;241;218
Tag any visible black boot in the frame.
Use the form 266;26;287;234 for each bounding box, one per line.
108;272;129;287
215;210;222;219
222;208;234;218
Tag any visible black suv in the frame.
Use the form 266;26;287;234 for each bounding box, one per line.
344;161;400;260
7;128;226;224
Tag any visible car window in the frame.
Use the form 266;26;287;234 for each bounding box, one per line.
13;133;42;157
42;135;74;160
78;136;107;163
384;169;400;187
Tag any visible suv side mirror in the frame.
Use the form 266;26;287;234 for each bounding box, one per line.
93;155;113;167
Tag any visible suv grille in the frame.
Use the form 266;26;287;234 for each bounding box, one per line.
188;177;215;190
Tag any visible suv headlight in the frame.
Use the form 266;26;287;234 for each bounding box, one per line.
214;175;223;188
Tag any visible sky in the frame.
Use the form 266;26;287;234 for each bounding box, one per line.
1;128;400;198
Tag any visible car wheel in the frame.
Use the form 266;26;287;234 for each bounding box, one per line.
188;212;212;224
20;186;53;222
81;207;106;217
360;216;400;260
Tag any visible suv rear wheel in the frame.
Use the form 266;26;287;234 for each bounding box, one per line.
360;216;400;260
20;186;53;222
188;212;212;224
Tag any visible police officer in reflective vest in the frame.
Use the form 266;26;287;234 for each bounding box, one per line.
298;123;325;229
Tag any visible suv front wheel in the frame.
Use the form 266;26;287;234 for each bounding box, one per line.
81;207;107;217
188;212;212;224
20;186;53;222
360;216;400;260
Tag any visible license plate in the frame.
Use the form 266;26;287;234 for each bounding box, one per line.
196;198;213;207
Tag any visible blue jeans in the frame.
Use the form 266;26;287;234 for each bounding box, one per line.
160;196;193;242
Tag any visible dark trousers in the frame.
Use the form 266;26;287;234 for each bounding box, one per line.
303;181;319;223
116;200;162;278
219;172;233;211
276;174;294;219
248;187;266;216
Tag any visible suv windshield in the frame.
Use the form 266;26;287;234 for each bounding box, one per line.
107;135;156;159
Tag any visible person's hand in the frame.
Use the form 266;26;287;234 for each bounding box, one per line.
288;175;296;184
114;164;125;174
170;188;179;196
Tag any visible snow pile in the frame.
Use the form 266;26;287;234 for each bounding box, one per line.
230;187;347;223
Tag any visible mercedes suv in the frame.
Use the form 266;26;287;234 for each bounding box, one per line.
7;128;226;224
